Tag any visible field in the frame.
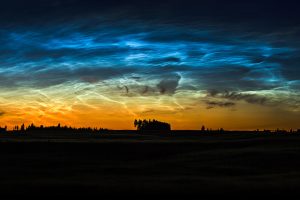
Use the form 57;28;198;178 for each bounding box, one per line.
1;131;300;197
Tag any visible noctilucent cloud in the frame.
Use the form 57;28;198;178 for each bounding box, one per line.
0;0;299;129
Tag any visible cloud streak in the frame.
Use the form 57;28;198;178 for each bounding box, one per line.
207;90;268;105
205;101;236;109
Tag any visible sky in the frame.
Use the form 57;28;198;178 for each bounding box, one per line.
0;0;299;130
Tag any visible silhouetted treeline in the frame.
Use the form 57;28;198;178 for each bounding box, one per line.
1;124;108;135
199;125;300;134
0;123;300;135
200;125;225;133
134;119;171;131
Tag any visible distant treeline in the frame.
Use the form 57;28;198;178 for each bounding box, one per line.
134;119;171;131
0;123;108;134
0;121;299;134
199;125;300;134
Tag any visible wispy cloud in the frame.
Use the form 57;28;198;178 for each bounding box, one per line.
207;90;268;105
157;74;181;95
205;101;236;109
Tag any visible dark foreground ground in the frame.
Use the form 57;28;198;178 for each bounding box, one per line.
1;131;300;198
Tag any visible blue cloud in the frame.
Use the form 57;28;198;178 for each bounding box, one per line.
0;18;299;105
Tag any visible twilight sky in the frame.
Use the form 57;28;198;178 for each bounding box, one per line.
0;0;299;130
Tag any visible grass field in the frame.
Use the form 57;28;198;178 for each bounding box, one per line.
1;131;300;197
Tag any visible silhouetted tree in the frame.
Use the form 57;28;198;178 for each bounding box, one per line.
201;125;206;132
20;124;25;132
134;119;171;131
134;119;143;130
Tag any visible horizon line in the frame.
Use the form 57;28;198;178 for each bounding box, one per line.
1;123;298;132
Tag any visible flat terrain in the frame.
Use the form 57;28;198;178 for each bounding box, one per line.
1;131;300;197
